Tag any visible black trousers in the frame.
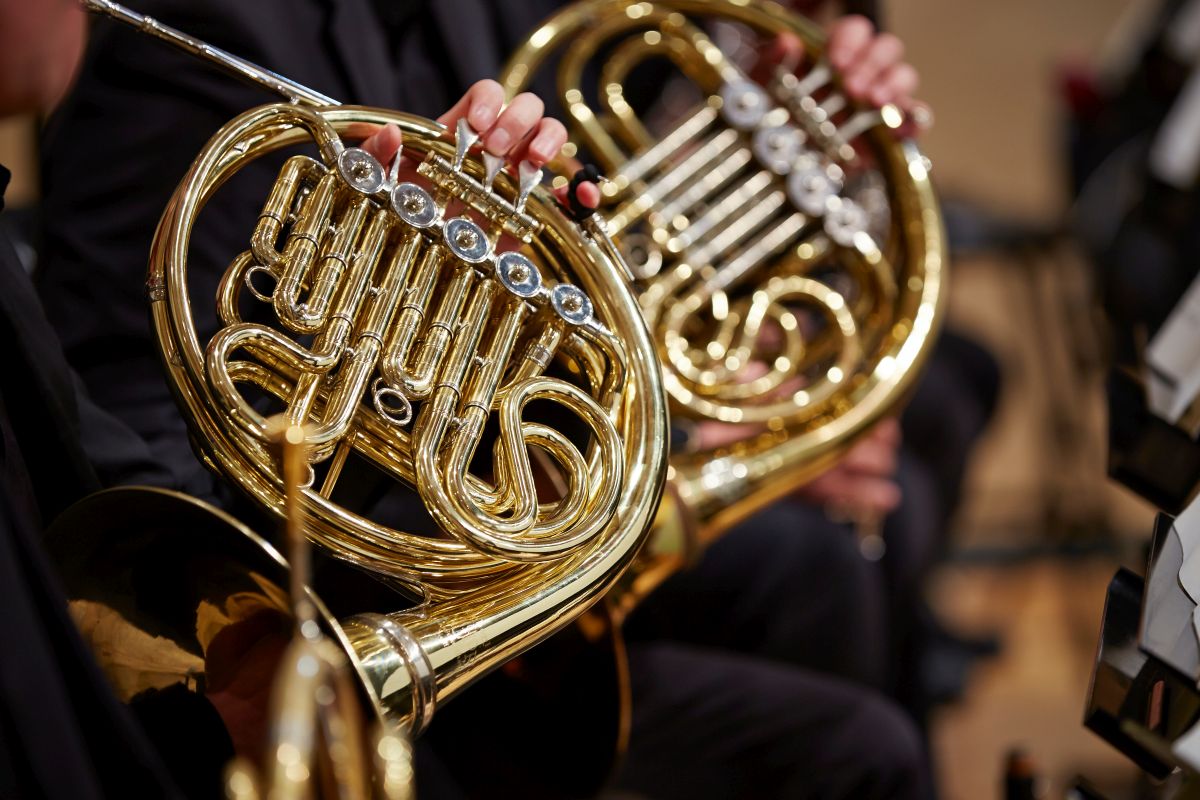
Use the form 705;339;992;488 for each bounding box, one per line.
614;503;932;800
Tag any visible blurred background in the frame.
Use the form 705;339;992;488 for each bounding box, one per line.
0;0;1177;797
893;0;1158;797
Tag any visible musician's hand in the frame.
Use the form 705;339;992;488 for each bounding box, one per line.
356;123;404;167
353;80;570;174
757;17;931;137
553;180;601;212
826;16;917;110
793;417;902;517
438;80;569;168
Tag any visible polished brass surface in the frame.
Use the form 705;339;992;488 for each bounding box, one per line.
222;422;413;800
45;486;410;800
503;0;946;603
73;0;668;755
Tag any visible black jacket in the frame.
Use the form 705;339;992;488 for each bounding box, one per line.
0;164;180;799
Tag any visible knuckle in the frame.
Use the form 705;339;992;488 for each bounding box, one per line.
840;14;871;32
514;92;545;117
473;78;501;95
877;33;903;57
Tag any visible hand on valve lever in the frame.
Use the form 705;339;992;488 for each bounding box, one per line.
756;14;933;138
344;78;573;184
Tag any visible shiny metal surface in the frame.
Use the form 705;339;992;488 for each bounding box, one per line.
217;423;420;800
73;0;669;757
503;0;947;604
45;486;411;799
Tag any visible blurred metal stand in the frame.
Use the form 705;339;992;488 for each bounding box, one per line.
942;197;1115;548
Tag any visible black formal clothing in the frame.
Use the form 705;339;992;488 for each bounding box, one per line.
0;165;181;799
619;503;930;800
618;642;929;800
626;502;888;690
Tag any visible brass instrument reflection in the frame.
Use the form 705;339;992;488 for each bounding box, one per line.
502;0;946;612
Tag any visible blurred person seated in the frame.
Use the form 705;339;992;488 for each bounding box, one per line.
0;1;185;796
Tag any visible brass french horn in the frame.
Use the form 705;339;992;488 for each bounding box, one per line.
502;0;947;606
59;0;667;756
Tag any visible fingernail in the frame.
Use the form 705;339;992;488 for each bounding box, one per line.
487;128;512;154
468;103;494;131
529;132;554;162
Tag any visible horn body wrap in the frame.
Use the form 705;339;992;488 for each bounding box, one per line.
503;0;946;594
137;100;667;726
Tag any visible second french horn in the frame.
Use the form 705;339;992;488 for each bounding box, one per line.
503;0;946;600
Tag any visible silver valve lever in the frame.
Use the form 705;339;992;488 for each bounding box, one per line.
452;118;480;172
789;61;833;101
515;160;542;215
387;140;404;186
776;46;803;75
482;151;505;192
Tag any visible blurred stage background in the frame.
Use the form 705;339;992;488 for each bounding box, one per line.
0;1;1170;797
894;0;1157;797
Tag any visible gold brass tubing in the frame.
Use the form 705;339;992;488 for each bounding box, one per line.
616;103;719;189
668;170;776;253
664;276;861;422
360;228;424;343
207;207;392;453
319;440;352;499
251;155;322;269
706;211;811;293
285;207;393;447
597;28;701;153
846;235;898;308
504;319;566;391
274;421;314;624
414;278;547;547
686;190;790;271
216;251;256;326
304;194;374;324
653;147;754;232
271;171;337;330
463;296;527;426
555;10;737;179
459;296;529;512
562;325;626;406
607;128;744;236
402;263;476;399
277;189;372;334
445;378;622;560
379;243;446;395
